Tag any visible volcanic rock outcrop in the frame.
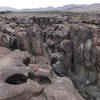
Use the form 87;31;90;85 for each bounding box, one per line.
0;47;84;100
0;12;100;100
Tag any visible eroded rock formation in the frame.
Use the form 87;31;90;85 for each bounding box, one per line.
0;47;84;100
0;12;100;100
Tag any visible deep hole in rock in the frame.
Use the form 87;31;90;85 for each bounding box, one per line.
51;57;57;65
10;39;18;51
23;57;31;66
39;77;52;85
5;74;27;85
28;73;52;85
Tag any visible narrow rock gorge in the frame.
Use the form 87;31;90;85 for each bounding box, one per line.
0;12;100;100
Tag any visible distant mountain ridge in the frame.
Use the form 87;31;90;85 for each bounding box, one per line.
21;7;55;12
0;3;100;12
0;7;18;11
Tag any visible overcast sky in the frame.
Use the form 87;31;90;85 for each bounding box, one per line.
0;0;100;9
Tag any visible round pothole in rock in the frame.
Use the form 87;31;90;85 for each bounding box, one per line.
23;57;31;66
39;77;52;85
5;74;27;85
51;57;57;65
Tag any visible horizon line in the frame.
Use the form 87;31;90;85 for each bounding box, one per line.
0;3;100;10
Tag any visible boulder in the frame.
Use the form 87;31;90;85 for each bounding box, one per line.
43;77;85;100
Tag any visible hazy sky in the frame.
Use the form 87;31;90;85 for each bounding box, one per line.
0;0;100;9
